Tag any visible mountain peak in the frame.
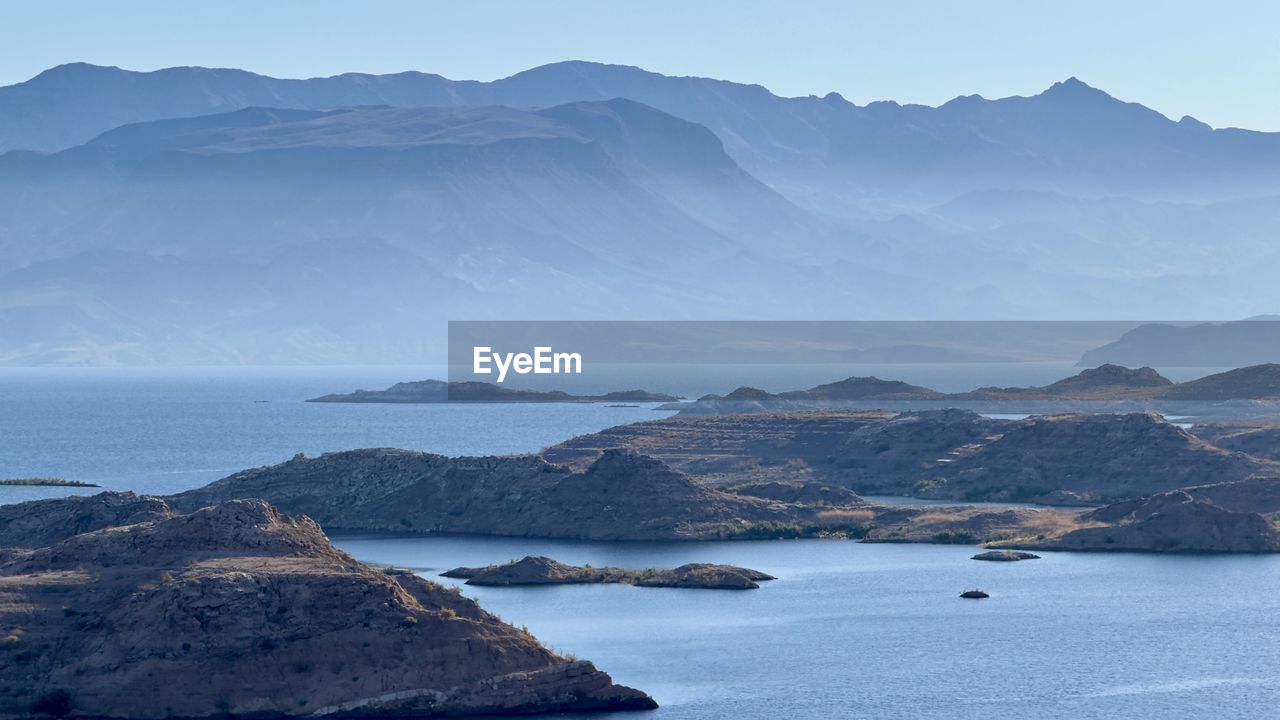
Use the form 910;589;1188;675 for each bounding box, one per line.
1040;76;1112;100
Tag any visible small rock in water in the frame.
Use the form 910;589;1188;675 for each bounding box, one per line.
971;550;1040;562
960;589;990;599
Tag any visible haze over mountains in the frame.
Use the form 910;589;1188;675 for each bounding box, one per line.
1;61;1278;363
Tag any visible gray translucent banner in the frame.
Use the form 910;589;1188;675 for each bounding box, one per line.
445;320;1280;420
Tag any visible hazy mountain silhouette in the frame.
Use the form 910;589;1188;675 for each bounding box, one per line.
2;62;1280;362
5;62;1280;213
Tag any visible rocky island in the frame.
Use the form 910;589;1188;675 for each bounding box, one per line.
0;498;656;718
0;477;98;487
972;550;1040;561
442;555;776;589
308;379;680;404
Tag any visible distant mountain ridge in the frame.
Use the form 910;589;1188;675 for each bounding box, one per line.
3;61;1280;362
6;62;1280;211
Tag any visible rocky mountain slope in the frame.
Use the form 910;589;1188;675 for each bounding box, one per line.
0;499;655;718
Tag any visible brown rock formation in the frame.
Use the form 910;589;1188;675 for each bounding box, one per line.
0;500;656;718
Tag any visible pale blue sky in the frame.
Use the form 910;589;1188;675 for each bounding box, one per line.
3;0;1278;130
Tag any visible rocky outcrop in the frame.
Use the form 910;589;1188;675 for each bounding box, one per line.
546;410;1277;504
308;379;679;404
0;500;655;719
170;449;800;541
972;550;1039;561
0;491;174;548
443;555;775;590
995;491;1280;553
914;413;1277;504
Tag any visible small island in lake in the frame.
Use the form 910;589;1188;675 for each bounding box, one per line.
0;477;98;487
972;550;1040;561
443;555;775;589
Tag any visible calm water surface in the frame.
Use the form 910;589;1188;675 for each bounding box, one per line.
332;533;1280;720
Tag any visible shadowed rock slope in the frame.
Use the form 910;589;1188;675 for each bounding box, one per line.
0;500;655;718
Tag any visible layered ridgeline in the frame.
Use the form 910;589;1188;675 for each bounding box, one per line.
6;62;1280;206
3;63;1280;361
0;498;655;719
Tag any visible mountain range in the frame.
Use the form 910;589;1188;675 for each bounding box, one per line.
1;61;1278;363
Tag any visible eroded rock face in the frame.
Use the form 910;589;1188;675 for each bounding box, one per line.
0;500;656;718
0;491;174;549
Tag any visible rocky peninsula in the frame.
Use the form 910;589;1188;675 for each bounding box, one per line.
0;499;656;718
442;555;775;589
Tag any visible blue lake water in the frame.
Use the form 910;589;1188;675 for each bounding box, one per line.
332;533;1280;720
0;366;675;503
4;366;1279;718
